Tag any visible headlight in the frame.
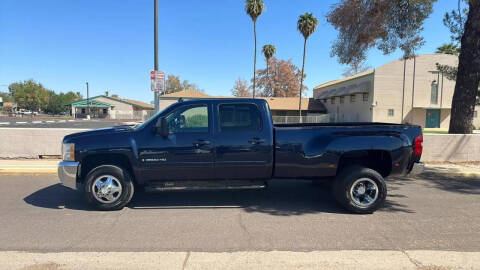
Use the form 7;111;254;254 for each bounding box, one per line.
62;143;75;161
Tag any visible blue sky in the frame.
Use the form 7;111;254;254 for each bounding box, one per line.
0;0;457;103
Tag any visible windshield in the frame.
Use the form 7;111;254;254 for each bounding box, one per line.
135;102;177;130
135;110;162;130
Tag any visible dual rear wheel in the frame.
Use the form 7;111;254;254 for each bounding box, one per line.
333;165;387;214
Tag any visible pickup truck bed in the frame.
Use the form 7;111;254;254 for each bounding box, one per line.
58;98;423;213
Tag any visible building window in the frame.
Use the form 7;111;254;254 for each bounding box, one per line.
431;80;438;104
331;98;335;104
350;94;355;103
103;108;107;114
81;108;86;114
362;93;369;102
388;109;394;117
340;96;345;104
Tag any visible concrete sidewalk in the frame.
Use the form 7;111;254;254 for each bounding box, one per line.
1;250;479;270
1;159;480;176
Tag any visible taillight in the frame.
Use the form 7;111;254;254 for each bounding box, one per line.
414;135;423;156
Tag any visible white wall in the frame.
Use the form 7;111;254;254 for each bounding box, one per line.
0;128;88;158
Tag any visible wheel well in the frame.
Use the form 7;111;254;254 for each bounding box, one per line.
79;153;135;184
337;150;392;177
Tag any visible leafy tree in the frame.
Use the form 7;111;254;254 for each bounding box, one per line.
111;94;119;98
327;0;434;63
255;57;306;97
8;80;51;111
165;75;184;94
262;44;276;97
436;43;461;55
297;13;318;116
231;78;251;97
342;59;371;77
44;91;83;115
182;80;202;91
327;0;480;134
434;3;465;79
0;92;13;103
245;0;265;98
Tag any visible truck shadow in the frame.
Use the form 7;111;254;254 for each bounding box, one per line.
24;179;414;215
390;167;480;195
129;180;347;215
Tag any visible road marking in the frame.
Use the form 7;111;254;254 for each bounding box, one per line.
15;121;27;124
32;121;42;124
57;120;66;123
68;120;75;122
45;120;55;123
0;122;10;125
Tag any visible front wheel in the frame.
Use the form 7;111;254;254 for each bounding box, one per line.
333;165;387;214
84;165;134;211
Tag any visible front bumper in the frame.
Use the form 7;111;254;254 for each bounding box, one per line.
408;162;424;175
58;161;79;190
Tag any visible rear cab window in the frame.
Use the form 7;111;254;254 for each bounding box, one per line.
218;103;262;132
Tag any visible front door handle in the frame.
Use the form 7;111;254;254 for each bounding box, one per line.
193;139;211;147
248;137;265;145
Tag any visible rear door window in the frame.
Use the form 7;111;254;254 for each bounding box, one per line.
218;104;262;132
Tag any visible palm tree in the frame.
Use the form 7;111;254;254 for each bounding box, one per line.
262;44;276;96
245;0;265;98
435;43;460;55
297;13;318;117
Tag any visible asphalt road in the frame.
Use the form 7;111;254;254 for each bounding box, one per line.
0;172;479;252
0;117;135;129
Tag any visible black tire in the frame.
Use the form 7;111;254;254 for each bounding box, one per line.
333;165;387;214
84;165;134;211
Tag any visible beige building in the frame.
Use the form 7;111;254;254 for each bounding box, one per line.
314;54;480;129
70;95;154;119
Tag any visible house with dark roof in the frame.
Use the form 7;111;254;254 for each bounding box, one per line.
69;95;154;119
157;89;327;122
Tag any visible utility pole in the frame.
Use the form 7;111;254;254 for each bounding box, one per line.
154;0;159;113
86;82;90;118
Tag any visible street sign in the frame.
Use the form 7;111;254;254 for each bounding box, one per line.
150;70;165;93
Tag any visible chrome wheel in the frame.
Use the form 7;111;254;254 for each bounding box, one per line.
349;178;378;208
91;175;123;203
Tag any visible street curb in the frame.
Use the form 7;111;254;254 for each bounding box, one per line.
1;250;479;270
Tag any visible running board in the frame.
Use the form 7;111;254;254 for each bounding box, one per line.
145;180;267;192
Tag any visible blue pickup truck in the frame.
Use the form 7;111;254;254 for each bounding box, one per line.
58;98;424;213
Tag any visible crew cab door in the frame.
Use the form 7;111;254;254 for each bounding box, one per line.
138;103;214;181
213;102;273;180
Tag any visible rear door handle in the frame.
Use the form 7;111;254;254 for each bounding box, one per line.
193;139;211;147
248;137;265;145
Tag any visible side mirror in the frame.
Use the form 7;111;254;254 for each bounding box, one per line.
155;117;169;137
